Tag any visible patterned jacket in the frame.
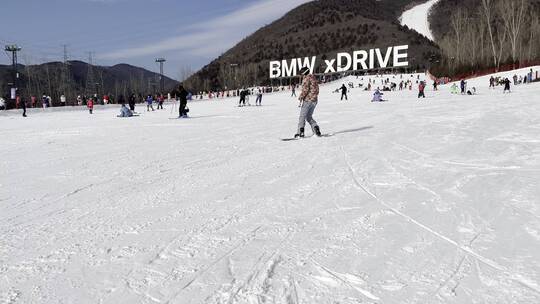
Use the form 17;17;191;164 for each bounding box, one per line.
299;74;319;102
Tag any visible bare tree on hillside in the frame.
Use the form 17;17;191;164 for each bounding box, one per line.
498;0;528;63
526;14;540;62
481;0;500;69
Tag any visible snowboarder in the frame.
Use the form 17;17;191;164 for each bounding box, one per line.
460;80;467;94
340;84;348;101
177;85;189;118
146;95;155;111
418;81;426;98
87;98;94;114
295;67;321;138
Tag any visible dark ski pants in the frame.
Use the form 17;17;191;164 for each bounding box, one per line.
341;93;348;100
418;91;425;98
179;100;187;116
255;95;262;105
129;103;135;111
157;102;163;110
22;104;26;117
298;101;318;134
239;97;246;106
147;104;154;111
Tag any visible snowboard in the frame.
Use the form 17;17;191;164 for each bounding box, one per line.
281;134;332;141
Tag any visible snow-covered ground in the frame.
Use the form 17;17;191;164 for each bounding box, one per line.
400;0;441;41
1;68;540;303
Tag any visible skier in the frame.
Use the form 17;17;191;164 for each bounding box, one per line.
157;94;164;110
146;95;155;111
489;76;495;88
87;98;94;114
41;94;49;109
460;80;467;94
503;78;511;93
16;95;27;117
177;85;189;118
433;80;438;91
255;89;262;106
128;94;136;112
238;89;247;107
340;84;348;101
418;81;426;99
295;67;321;138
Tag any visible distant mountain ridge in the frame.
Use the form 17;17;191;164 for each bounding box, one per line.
0;61;178;104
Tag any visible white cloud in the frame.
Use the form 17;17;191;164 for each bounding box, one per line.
99;0;311;60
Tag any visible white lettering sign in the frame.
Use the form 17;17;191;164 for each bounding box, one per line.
269;45;409;78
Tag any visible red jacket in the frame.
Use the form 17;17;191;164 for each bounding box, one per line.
87;100;94;108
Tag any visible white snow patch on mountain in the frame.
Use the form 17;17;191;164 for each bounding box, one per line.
400;0;441;41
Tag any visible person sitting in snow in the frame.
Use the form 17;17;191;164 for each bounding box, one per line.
371;89;384;102
450;83;459;94
118;104;134;117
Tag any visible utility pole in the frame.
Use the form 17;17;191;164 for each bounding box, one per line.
5;45;22;100
155;58;166;93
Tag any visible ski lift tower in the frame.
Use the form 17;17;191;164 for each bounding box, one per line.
155;58;166;93
5;45;22;100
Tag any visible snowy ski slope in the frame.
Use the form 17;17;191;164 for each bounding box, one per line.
1;67;540;303
400;0;441;41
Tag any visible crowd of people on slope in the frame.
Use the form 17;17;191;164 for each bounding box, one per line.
3;67;539;120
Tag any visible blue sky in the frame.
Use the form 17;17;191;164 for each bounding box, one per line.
0;0;311;79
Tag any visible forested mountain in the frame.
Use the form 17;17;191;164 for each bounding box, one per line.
186;0;441;90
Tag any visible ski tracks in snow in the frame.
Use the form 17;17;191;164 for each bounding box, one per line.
340;146;540;296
